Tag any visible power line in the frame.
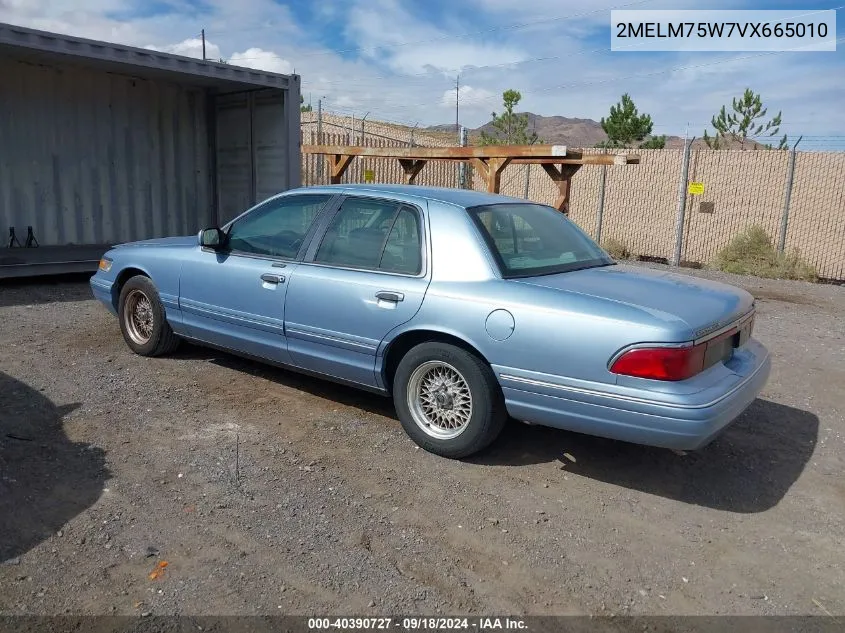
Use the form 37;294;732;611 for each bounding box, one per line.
208;2;842;85
215;18;660;76
203;0;654;56
432;36;845;110
307;105;845;149
292;28;845;125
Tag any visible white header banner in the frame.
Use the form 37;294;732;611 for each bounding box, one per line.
611;9;837;52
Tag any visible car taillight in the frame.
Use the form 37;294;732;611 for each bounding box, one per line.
610;344;706;381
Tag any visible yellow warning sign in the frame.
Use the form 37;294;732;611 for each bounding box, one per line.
364;169;375;183
688;182;705;195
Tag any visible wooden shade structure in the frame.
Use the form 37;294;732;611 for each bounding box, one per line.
302;144;640;213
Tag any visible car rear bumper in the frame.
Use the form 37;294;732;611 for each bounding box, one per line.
496;339;771;450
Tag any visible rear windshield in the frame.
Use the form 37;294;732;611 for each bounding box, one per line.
467;203;615;278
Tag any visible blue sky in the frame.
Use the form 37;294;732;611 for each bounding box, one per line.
2;0;843;149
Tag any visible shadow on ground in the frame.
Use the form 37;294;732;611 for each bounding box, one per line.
171;346;817;514
0;273;94;308
173;344;396;419
472;399;818;513
0;372;109;563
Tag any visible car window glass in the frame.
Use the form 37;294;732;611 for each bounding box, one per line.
227;194;331;258
379;206;422;274
314;198;401;270
470;203;613;277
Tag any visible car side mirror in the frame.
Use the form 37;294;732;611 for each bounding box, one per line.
199;227;226;249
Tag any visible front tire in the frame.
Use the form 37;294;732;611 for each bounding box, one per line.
393;342;507;458
117;275;180;357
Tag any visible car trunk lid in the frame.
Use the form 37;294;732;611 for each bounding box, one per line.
512;263;754;340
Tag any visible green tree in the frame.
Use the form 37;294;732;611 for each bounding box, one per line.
703;88;787;150
300;95;312;113
638;135;667;149
479;89;540;145
597;93;663;149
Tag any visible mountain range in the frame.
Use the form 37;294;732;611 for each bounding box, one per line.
427;113;760;149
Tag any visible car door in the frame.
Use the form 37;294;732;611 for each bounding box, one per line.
179;193;337;365
283;195;431;388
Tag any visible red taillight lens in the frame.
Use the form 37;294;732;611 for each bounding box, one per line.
610;344;706;381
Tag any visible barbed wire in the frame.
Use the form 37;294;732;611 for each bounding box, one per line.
304;109;845;152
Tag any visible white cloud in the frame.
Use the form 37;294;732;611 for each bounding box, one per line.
0;0;842;139
332;95;360;109
441;85;495;110
344;0;527;74
228;48;294;74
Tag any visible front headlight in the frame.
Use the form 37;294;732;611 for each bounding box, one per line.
98;257;112;272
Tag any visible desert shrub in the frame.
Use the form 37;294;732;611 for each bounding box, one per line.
711;225;818;282
602;238;631;260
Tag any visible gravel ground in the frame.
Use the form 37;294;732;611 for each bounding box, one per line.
0;264;843;617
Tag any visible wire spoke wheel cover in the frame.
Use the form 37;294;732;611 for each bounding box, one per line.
407;360;474;440
123;289;154;345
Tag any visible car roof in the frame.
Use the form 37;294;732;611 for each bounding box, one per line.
284;184;534;208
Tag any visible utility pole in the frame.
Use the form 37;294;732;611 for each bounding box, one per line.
316;98;323;183
317;98;323;141
455;75;460;142
523;120;537;199
360;112;369;144
458;126;468;188
201;29;206;60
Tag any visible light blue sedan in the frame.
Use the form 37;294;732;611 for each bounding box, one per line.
90;185;770;458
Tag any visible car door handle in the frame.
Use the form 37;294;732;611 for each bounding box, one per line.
261;273;285;284
375;291;404;302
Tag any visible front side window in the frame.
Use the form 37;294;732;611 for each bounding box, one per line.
226;194;331;258
468;203;614;278
315;197;423;274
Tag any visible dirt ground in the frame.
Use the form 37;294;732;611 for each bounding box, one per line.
1;265;843;617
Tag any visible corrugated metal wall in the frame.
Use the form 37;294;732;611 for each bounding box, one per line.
214;89;292;224
215;92;252;224
0;56;212;246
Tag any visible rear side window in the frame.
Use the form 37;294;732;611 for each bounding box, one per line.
380;207;422;274
468;203;613;278
315;198;423;275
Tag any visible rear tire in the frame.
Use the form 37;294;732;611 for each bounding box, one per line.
118;275;180;357
393;342;507;458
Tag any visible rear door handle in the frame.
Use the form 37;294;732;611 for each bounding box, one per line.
375;291;404;302
261;273;285;284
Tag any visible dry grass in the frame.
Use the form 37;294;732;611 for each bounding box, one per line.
711;225;818;282
602;238;632;260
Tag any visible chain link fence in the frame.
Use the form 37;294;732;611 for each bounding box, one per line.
301;114;845;282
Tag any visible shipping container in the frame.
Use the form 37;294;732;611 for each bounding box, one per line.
0;22;301;278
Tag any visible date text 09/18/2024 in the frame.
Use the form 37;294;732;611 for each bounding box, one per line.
306;617;527;630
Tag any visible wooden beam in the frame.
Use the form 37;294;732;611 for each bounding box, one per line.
542;164;581;214
510;154;640;166
304;144;571;160
469;158;489;182
398;159;427;184
304;144;640;167
327;154;355;184
484;157;511;193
